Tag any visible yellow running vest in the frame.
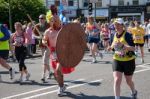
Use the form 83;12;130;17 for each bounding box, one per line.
112;32;135;61
0;31;9;50
132;27;145;44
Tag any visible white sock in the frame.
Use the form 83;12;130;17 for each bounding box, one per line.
115;96;120;99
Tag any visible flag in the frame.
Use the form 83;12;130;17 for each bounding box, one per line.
59;0;64;13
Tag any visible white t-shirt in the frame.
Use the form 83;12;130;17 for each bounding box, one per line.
146;23;150;35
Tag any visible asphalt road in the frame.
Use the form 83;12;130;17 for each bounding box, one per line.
0;48;150;99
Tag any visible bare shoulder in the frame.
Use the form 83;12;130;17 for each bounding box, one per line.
44;28;50;35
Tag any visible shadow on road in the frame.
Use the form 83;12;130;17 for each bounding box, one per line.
82;58;112;64
0;79;57;86
62;92;130;99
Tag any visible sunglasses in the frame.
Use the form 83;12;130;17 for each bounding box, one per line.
39;18;44;19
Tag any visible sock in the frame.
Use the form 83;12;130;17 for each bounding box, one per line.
115;96;120;99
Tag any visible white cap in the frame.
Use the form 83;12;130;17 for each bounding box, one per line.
114;18;124;24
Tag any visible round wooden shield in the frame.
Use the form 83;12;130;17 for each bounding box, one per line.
56;23;87;68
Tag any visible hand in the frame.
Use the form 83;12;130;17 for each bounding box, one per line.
42;40;47;46
13;42;17;46
107;46;112;51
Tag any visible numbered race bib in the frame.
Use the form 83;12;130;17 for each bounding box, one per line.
135;35;142;40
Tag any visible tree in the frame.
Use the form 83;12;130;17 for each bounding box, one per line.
0;0;47;31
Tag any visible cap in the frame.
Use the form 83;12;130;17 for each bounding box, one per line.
114;18;124;24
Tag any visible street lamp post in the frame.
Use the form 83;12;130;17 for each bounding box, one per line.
94;3;96;21
8;0;12;31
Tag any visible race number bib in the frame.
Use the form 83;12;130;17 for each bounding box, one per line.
135;35;142;40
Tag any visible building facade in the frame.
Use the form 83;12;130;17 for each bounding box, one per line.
44;0;150;22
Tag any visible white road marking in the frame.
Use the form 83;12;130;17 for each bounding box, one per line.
2;79;84;99
22;79;103;99
137;63;150;67
2;63;150;99
135;68;150;73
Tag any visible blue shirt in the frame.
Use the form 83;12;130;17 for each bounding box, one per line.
0;24;10;41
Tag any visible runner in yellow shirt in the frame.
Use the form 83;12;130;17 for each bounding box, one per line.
132;21;145;63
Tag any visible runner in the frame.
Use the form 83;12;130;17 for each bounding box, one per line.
42;8;74;96
108;18;137;99
132;20;145;63
85;16;102;63
0;24;15;80
100;23;110;53
33;14;53;82
11;22;30;82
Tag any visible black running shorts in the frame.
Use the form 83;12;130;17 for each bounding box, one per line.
112;59;135;75
0;50;9;59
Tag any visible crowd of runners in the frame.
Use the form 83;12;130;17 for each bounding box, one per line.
1;4;150;98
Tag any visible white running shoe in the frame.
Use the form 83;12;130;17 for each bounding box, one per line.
57;84;67;96
141;58;144;64
41;77;46;83
99;52;103;59
19;76;23;83
131;90;138;99
26;73;30;81
91;59;97;64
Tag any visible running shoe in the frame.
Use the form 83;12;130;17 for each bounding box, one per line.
57;84;67;96
47;72;54;79
91;59;97;64
99;52;103;59
131;90;138;99
19;76;23;83
141;58;144;63
41;77;46;83
26;73;30;81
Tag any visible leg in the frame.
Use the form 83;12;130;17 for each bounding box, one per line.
0;57;12;70
0;58;15;79
125;75;137;99
55;63;66;96
139;45;144;63
55;63;64;87
125;75;136;93
91;43;97;63
113;71;123;99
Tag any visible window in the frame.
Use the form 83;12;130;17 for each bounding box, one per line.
118;0;124;6
68;0;74;6
55;0;60;6
147;6;150;13
133;0;139;5
96;0;102;8
83;0;88;7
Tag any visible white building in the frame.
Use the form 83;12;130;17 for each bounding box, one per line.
44;0;150;21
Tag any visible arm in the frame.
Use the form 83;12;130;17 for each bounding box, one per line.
0;25;10;41
124;32;135;51
32;24;42;39
42;30;48;45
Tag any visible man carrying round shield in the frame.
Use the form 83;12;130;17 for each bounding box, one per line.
42;5;75;96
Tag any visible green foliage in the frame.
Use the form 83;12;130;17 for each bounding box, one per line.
0;0;48;31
